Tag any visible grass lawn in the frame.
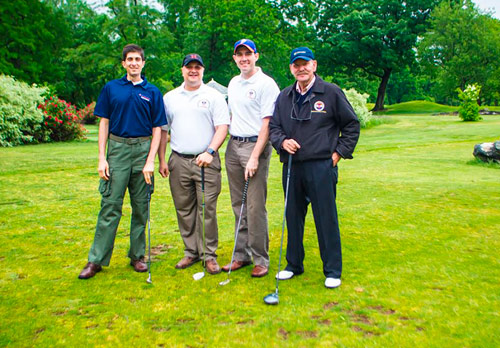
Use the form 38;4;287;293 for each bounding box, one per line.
0;115;499;347
368;100;500;115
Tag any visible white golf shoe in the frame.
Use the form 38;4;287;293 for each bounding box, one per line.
275;270;294;280
324;277;341;288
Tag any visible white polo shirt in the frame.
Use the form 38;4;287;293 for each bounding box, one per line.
227;67;280;137
163;83;230;154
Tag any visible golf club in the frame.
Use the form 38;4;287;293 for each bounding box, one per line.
219;178;250;286
146;182;152;284
264;153;293;305
193;166;206;281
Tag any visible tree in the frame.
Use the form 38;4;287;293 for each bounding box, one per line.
315;0;440;110
419;0;500;105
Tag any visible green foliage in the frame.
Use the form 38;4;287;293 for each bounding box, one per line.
373;100;458;115
457;84;482;121
80;102;97;125
343;88;372;128
38;96;86;141
0;75;48;147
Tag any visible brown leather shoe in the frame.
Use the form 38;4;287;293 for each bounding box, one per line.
205;259;221;275
78;262;102;279
251;265;268;278
222;260;252;272
130;258;148;272
175;256;200;269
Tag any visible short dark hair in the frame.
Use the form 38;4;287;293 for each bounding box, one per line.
122;44;144;61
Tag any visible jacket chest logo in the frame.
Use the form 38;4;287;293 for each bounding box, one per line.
314;101;325;111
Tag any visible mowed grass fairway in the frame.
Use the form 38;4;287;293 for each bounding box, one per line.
0;115;499;347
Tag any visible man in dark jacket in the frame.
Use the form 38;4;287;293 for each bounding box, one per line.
269;47;360;288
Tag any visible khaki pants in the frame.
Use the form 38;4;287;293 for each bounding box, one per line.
168;152;222;261
88;137;151;266
225;138;272;267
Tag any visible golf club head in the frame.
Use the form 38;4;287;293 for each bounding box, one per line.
193;272;205;281
219;278;231;286
146;274;152;284
263;292;279;305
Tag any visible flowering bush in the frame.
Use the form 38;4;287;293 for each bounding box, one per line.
38;96;86;141
343;88;372;128
80;102;97;125
0;75;48;147
457;84;482;122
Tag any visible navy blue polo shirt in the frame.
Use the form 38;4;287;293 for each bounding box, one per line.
94;75;168;137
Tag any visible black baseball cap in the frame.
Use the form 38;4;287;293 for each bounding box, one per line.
182;53;204;67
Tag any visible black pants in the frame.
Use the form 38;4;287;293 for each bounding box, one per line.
283;158;342;278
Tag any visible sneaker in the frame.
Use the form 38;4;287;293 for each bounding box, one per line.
275;270;294;280
324;277;341;288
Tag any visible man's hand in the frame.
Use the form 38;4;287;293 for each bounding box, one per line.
98;159;110;180
196;152;213;167
332;152;341;167
245;156;259;180
282;139;301;154
159;161;169;178
143;160;155;184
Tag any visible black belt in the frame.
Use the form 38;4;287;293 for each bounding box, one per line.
109;134;150;144
172;150;200;159
231;135;258;143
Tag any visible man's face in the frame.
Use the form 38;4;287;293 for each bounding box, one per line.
290;59;317;85
122;52;145;78
181;61;204;88
233;46;259;75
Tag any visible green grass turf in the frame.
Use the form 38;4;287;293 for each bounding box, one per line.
0;116;499;347
369;100;500;115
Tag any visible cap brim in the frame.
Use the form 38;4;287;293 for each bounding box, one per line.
234;44;255;53
290;56;313;64
183;59;204;67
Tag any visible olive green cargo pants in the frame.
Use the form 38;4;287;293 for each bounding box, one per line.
88;137;151;266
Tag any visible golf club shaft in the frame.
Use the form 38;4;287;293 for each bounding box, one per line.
275;153;293;292
147;183;152;282
226;179;250;278
201;166;206;272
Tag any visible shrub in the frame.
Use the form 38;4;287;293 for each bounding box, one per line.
457;84;482;122
0;75;48;147
38;96;86;141
80;102;97;125
343;88;372;128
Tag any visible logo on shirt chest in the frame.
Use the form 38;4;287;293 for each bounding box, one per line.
198;99;210;109
246;89;256;100
139;93;151;102
314;100;325;112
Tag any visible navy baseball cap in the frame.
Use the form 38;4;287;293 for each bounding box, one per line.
182;53;204;67
234;39;257;53
290;47;315;64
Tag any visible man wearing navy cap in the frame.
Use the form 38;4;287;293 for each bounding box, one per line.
223;39;280;278
79;44;167;279
158;54;230;274
269;47;360;288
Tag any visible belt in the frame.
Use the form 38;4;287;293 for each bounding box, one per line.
109;134;151;144
231;135;258;143
172;150;200;159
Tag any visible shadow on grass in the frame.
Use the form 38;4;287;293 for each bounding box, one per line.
466;159;500;168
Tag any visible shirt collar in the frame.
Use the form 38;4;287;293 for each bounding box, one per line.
179;82;206;95
119;75;148;88
237;67;262;84
295;76;316;95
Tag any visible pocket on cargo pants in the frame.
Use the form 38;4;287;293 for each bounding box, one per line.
98;170;113;197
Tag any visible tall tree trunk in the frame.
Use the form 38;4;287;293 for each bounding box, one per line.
372;68;392;111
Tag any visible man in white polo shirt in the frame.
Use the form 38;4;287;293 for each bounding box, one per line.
222;39;280;278
158;53;230;275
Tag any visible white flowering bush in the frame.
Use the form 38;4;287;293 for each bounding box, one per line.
343;88;372;128
0;75;48;146
457;84;481;122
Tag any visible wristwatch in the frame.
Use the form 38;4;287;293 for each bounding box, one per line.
206;147;216;156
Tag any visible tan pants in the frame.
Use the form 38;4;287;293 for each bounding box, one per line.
168;152;222;261
225;138;272;267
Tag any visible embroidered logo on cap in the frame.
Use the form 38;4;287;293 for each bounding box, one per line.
314;101;325;111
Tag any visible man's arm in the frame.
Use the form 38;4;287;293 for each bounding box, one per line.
245;117;270;180
98;117;110;180
143;126;162;184
196;124;229;167
158;129;169;178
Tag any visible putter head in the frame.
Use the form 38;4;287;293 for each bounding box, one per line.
146;275;152;284
263;292;279;305
219;278;231;286
193;272;205;281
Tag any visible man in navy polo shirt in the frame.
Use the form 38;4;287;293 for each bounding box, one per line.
79;44;167;279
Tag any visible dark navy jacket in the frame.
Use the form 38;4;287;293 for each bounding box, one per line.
269;76;360;163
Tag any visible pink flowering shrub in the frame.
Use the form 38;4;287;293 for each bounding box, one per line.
38;96;86;141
